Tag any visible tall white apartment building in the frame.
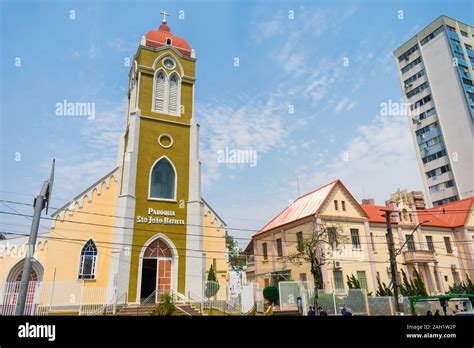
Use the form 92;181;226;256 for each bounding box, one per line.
394;16;474;207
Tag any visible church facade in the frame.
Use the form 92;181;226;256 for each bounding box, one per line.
0;18;229;312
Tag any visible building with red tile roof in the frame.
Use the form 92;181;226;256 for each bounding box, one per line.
245;180;474;298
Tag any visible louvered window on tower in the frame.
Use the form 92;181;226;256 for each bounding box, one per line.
154;71;165;112
168;74;179;114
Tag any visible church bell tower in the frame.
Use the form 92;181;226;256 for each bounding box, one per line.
110;13;204;303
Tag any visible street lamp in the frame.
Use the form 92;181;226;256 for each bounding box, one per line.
395;219;430;256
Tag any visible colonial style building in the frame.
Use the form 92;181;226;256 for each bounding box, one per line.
0;17;228;313
245;180;474;295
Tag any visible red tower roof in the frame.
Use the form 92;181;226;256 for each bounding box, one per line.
144;22;192;57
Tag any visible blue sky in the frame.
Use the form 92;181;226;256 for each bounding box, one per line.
1;0;472;246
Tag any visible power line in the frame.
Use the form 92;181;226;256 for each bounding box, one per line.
3;229;473;268
1;215;473;264
2;219;473;252
1;201;473;248
0;192;267;223
1;198;472;236
0;200;260;233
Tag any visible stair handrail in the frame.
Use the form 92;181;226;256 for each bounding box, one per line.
171;290;205;314
113;292;127;315
171;290;193;304
142;290;157;305
138;290;157;316
89;291;125;316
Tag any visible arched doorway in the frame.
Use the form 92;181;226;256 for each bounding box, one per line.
2;259;44;315
139;237;175;303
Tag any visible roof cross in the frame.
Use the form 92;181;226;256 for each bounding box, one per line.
160;10;170;24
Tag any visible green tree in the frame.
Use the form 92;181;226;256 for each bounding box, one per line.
205;264;220;298
375;275;393;296
288;222;348;309
0;232;5;240
225;234;246;271
448;276;474;294
399;269;428;296
263;286;279;305
347;274;361;289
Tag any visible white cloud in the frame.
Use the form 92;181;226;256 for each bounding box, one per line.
48;101;126;202
334;96;357;113
197;97;287;186
303;61;342;103
255;17;284;41
304;114;423;203
80;100;126;149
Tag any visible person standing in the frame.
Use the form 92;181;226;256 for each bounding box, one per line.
318;306;328;316
341;304;348;316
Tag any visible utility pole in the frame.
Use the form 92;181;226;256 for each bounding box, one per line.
383;209;403;314
15;160;54;315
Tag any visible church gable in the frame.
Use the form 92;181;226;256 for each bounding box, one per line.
318;181;368;220
51;168;119;224
202;199;226;232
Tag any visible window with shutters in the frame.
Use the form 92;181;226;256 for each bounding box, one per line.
152;66;181;116
168;73;180;115
154;70;166;112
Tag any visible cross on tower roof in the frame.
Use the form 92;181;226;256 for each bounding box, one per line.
160;10;170;24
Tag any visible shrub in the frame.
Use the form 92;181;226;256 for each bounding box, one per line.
154;293;175;316
205;265;220;298
263;286;279;304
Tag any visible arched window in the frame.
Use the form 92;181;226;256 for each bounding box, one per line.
78;239;98;280
154;70;166;112
168;73;180;115
144;239;172;258
149;157;176;200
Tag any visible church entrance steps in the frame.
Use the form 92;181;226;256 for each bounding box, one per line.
174;304;204;316
117;304;155;316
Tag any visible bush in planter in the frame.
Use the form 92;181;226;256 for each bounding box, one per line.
263;286;279;305
205;265;220;299
154;293;175;316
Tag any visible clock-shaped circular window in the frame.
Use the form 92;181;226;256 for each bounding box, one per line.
163;58;176;70
158;134;174;149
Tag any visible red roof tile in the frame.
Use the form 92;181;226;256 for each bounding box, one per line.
145;23;192;57
361;197;474;228
422;197;474;228
361;204;398;224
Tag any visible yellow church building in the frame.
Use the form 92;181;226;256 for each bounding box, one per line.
0;17;228;314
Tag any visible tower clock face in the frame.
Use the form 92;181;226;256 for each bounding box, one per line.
163;58;176;69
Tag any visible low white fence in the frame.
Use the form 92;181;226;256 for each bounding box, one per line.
0;280;116;316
